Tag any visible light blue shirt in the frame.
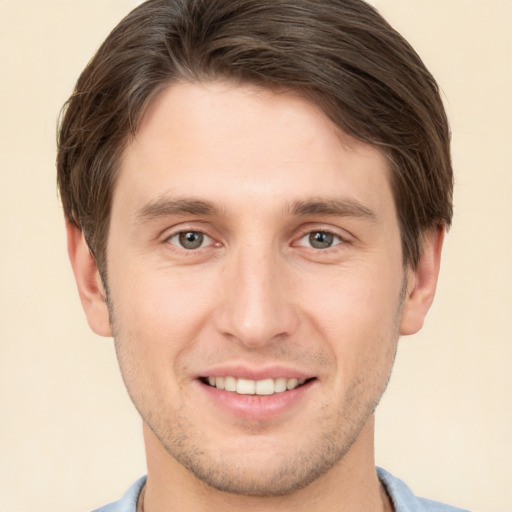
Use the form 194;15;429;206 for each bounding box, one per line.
91;468;472;511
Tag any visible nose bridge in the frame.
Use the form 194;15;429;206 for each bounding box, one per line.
214;239;298;347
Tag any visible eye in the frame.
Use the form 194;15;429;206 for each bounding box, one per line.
298;231;342;250
167;231;212;250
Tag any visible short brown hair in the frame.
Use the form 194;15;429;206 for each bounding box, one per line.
57;0;452;273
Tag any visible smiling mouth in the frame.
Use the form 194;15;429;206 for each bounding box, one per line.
200;376;314;396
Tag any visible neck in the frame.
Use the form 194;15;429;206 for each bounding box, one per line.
141;416;393;512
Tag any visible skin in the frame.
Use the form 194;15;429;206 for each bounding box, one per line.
68;81;444;512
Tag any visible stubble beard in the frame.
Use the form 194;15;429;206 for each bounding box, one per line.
112;338;399;497
106;278;404;497
138;393;378;497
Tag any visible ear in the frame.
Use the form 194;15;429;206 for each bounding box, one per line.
400;226;445;336
66;223;112;337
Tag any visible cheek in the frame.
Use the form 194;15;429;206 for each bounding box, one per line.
300;260;402;327
297;264;403;369
112;257;211;323
108;264;217;379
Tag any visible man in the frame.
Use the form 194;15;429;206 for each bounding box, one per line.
57;0;468;511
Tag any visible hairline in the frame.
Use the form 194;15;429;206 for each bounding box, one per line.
91;76;422;282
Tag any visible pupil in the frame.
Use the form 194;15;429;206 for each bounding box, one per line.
179;232;203;249
309;231;333;249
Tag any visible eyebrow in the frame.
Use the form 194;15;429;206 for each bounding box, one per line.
289;198;377;221
135;198;220;223
134;197;377;224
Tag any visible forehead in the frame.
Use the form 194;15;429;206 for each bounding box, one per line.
132;81;384;164
115;81;394;220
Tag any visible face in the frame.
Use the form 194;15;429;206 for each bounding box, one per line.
103;82;409;495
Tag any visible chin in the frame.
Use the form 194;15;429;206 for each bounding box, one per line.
174;452;338;497
150;418;363;497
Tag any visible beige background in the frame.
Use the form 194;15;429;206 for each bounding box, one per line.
0;1;510;511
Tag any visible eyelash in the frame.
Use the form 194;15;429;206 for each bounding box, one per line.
166;230;215;250
164;227;348;252
296;230;345;250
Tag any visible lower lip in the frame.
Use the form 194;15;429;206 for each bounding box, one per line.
198;379;315;421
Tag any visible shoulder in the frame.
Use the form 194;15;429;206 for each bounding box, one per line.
90;476;146;512
377;467;474;512
91;471;472;512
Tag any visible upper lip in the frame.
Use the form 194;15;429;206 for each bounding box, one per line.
196;365;314;381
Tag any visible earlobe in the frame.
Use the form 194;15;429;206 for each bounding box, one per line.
66;223;112;337
400;226;445;336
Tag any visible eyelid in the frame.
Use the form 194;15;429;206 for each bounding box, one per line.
296;230;344;249
166;231;213;248
162;222;220;251
294;223;352;243
160;221;212;240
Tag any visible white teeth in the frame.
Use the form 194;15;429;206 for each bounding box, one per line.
286;378;299;390
224;376;236;392
237;378;255;394
206;376;307;395
274;377;287;393
255;378;274;395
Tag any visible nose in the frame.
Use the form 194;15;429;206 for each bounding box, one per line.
213;244;299;349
